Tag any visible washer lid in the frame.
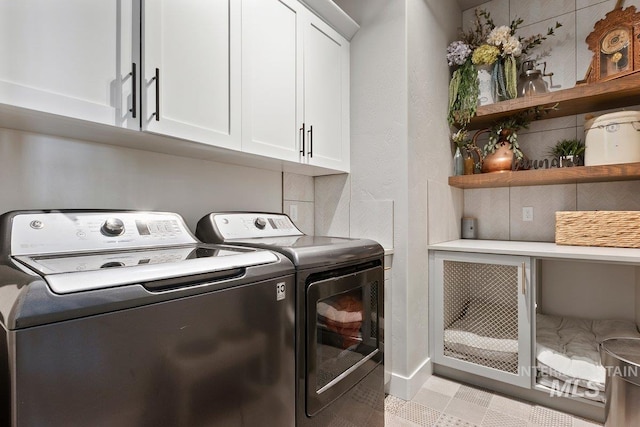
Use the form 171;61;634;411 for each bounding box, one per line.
223;235;383;268
14;244;278;294
196;212;383;268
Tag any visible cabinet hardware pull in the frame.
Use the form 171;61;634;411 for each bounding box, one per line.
299;123;305;156
129;63;137;118
521;262;526;295
151;68;160;121
307;125;313;157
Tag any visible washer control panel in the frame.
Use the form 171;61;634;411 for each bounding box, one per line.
212;213;303;240
11;211;197;256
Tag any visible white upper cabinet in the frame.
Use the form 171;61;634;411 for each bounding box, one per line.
141;0;241;150
302;17;350;171
0;0;138;129
241;0;303;163
242;0;350;172
0;0;352;175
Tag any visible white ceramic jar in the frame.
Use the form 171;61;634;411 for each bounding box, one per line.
584;111;640;166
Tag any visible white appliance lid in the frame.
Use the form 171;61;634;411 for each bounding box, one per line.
14;245;278;294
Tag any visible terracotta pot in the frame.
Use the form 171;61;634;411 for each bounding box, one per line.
482;142;515;173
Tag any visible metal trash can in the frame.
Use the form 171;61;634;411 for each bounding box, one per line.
600;338;640;427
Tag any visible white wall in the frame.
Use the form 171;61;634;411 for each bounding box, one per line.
325;0;462;400
0;127;282;229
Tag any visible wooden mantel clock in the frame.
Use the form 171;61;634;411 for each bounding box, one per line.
585;1;640;83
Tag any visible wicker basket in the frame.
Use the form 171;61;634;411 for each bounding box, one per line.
555;211;640;248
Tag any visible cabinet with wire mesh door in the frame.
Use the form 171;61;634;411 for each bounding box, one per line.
430;251;535;388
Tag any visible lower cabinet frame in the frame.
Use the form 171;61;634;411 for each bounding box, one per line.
429;251;535;388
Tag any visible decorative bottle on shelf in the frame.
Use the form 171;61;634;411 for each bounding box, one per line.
453;147;464;176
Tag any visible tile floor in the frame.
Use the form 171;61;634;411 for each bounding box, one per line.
385;376;602;427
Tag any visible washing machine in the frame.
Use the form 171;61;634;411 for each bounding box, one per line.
0;210;295;427
196;212;385;427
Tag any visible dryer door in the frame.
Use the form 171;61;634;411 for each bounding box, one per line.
305;264;383;416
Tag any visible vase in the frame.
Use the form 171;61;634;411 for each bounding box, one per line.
559;155;575;167
453;147;464;175
494;57;518;101
476;64;495;106
482;130;515;173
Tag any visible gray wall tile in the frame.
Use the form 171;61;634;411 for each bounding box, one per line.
283;200;314;235
510;0;574;26
315;174;350;237
464;187;510;240
283;173;314;202
509;184;576;242
577;181;640;211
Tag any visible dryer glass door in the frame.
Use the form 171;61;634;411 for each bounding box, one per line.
305;264;382;416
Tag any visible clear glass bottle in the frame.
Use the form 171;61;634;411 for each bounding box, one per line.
453;147;464;176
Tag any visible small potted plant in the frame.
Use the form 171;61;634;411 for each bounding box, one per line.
474;105;557;173
548;138;585;167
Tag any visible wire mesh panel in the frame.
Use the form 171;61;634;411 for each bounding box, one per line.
442;260;519;374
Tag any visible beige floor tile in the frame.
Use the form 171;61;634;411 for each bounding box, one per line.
386;412;422;427
387;376;596;427
528;406;573;426
571;417;602;427
423;375;462;397
386;394;408;415
444;399;488;425
411;388;452;411
482;409;528;427
435;413;480;426
396;401;442;426
454;385;493;407
489;394;533;420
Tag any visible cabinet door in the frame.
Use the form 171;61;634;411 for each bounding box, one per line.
241;0;303;162
142;0;240;150
431;251;534;388
0;0;137;129
303;16;350;172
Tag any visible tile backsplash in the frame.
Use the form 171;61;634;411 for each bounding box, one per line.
464;180;640;241
283;172;315;235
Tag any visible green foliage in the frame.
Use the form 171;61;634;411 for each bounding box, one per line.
484;105;559;160
448;59;479;126
548;139;585;158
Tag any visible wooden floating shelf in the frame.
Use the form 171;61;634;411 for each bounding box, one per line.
449;162;640;189
466;72;640;130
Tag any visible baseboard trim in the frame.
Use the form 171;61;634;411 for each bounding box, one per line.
388;357;433;400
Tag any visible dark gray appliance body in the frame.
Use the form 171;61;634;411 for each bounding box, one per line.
0;210;296;427
196;212;385;427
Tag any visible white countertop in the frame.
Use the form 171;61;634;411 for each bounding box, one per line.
428;239;640;265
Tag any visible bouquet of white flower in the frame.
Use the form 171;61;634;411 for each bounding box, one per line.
446;9;561;126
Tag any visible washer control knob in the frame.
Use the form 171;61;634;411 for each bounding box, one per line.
101;218;125;237
254;217;267;230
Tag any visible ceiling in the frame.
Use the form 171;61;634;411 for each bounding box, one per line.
456;0;489;11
